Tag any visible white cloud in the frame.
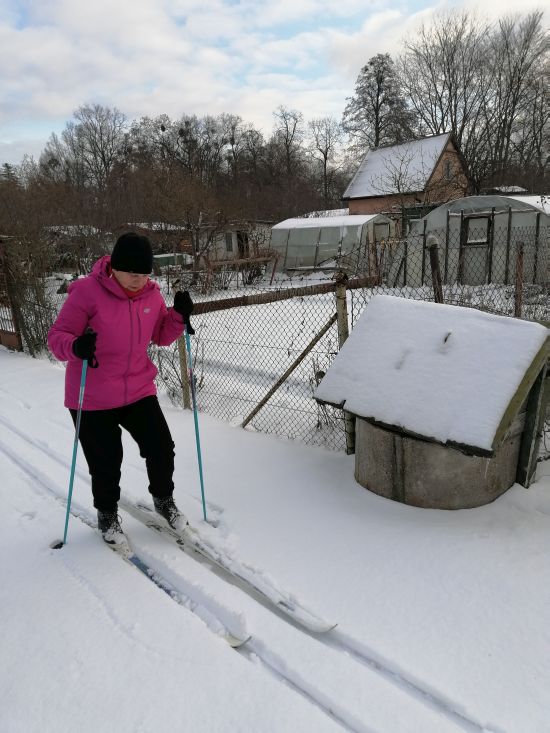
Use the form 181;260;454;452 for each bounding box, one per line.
0;137;46;165
0;0;547;165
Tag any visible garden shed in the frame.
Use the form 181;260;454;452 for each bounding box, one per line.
270;213;394;274
391;195;549;288
314;295;549;509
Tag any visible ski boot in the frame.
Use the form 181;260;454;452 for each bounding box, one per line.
153;495;188;532
97;509;128;547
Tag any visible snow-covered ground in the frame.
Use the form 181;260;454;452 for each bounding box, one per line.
1;345;549;732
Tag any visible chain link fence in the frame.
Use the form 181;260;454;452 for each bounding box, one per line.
2;224;549;462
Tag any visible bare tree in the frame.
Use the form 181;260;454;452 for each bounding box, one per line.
399;10;548;191
399;12;491;189
484;12;548;183
272;106;305;178
307;117;345;208
62;104;127;190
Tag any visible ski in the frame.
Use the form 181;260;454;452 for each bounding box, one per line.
119;498;337;634
102;533;251;649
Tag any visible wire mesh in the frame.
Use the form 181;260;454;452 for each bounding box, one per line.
3;220;549;459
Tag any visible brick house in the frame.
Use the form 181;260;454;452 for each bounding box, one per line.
342;133;469;232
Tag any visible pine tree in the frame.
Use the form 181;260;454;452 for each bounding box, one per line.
342;53;417;153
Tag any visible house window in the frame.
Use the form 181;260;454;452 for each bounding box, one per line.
225;233;233;253
444;160;452;181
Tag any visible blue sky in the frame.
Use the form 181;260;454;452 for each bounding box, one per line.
0;0;545;165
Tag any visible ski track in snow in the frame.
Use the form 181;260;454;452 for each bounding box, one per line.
0;411;504;733
0;433;248;646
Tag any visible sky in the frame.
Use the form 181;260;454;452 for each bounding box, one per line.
0;0;547;166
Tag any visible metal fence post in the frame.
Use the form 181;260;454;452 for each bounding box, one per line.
514;242;524;318
335;272;355;454
427;234;444;304
533;212;541;283
505;207;512;285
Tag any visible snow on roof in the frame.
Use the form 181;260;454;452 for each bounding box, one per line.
504;196;550;215
491;186;528;194
300;209;350;218
127;222;186;231
44;225;105;236
433;195;550;217
343;133;451;200
272;215;378;230
315;295;548;453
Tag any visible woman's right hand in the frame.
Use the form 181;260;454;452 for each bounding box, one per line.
72;330;98;366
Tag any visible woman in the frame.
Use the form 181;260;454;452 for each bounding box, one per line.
48;232;194;547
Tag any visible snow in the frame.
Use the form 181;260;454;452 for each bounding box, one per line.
315;295;548;452
1;344;550;732
343;133;450;199
505;195;550;216
272;215;377;229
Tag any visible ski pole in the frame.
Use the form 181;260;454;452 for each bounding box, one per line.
184;323;208;523
51;358;88;549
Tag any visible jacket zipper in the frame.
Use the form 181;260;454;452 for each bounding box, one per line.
124;300;134;403
136;306;142;344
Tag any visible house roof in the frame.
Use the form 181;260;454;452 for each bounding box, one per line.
272;215;379;230
314;295;548;455
343;133;452;200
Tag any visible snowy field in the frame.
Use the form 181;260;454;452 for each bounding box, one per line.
1;345;549;732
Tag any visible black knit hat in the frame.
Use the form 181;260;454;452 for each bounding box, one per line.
110;232;153;274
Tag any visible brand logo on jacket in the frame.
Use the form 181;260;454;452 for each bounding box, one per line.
143;307;151;314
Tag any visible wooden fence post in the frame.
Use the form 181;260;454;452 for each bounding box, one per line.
335;272;355;454
514;242;524;318
0;238;23;352
178;336;191;410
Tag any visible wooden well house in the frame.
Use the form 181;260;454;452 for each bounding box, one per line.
314;295;549;509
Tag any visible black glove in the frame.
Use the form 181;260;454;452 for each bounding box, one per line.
72;329;99;367
173;291;195;335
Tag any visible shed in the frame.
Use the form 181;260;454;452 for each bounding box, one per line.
391;195;549;288
270;213;394;274
314;295;549;509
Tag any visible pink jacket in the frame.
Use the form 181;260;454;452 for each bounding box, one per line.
48;256;185;410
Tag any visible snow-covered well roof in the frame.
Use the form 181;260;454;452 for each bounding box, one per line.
343;133;451;200
272;215;377;230
315;295;548;454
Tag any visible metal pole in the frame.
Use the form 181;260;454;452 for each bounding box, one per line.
504;207;512;285
184;326;208;522
56;359;88;547
514;242;524;318
427;235;444;304
444;209;450;284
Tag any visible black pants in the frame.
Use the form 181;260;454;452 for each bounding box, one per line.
70;396;175;512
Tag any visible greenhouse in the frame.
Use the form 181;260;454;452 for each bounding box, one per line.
270;213;394;272
391;195;549;288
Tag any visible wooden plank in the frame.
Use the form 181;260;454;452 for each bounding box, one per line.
193;275;380;315
241;313;338;429
492;336;549;451
516;362;548;487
